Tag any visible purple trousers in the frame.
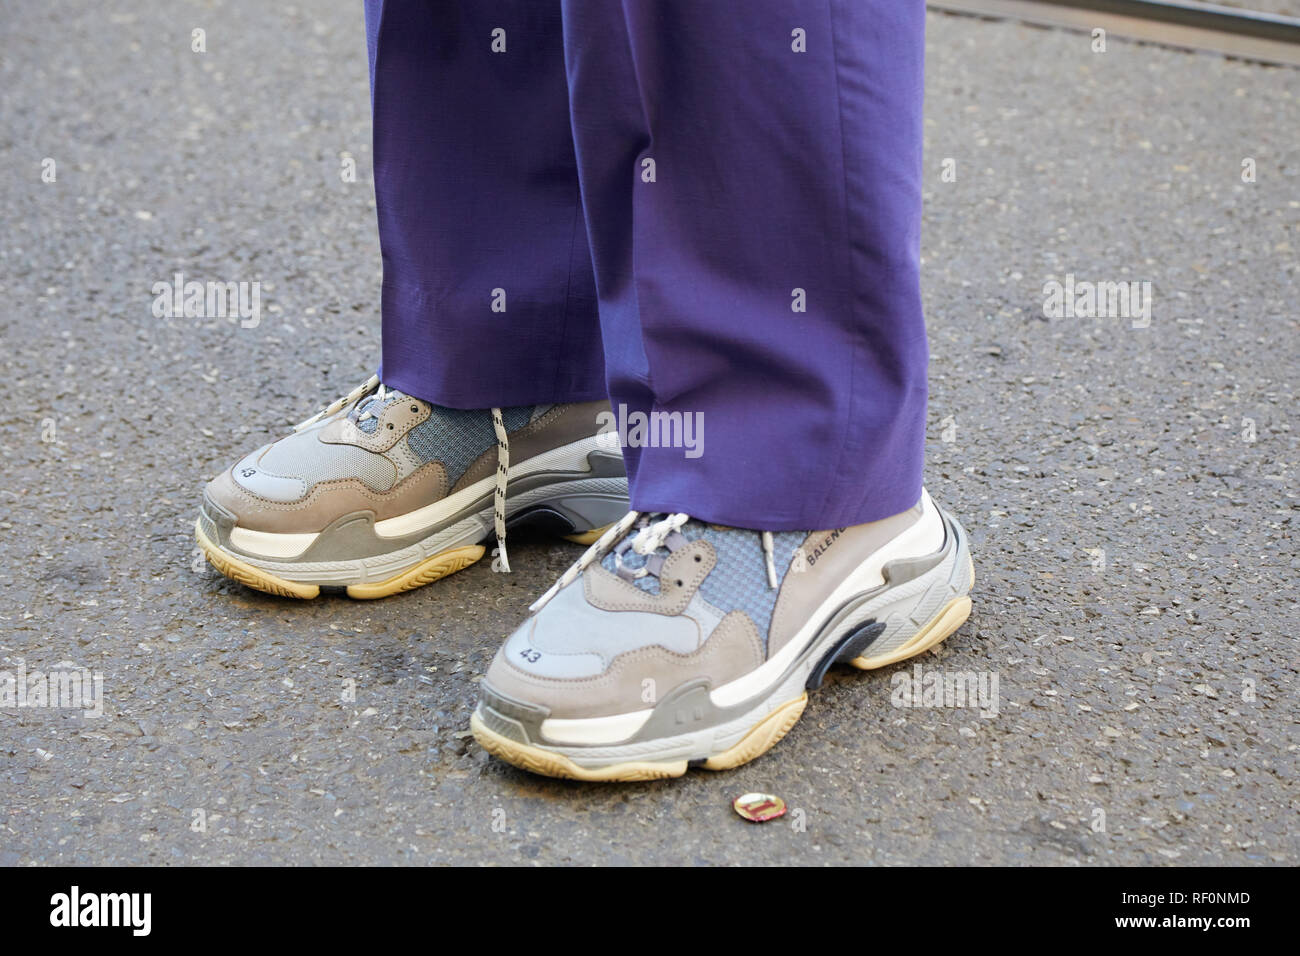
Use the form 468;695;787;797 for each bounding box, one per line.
365;0;929;530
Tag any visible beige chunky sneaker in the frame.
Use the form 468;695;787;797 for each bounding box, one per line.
196;375;628;599
471;490;974;780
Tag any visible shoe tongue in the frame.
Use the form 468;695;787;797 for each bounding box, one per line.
350;386;411;430
601;516;699;588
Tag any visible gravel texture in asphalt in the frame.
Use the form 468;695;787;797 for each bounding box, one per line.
1;1;1296;865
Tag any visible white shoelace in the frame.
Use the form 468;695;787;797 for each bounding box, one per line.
529;512;780;613
631;512;689;556
291;377;516;573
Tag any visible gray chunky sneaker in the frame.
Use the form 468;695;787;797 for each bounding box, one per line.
471;490;974;781
196;375;628;599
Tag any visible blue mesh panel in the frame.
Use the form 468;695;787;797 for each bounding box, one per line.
501;405;533;432
694;526;804;646
406;404;533;486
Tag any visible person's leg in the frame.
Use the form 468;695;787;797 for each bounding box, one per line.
562;0;928;529
473;0;974;780
195;0;628;599
368;0;605;407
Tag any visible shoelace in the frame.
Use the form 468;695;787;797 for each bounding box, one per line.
293;374;382;433
490;407;511;573
530;512;779;613
292;376;515;573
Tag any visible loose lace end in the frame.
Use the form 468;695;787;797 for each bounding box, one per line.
491;407;511;573
294;373;381;433
529;510;640;613
761;530;778;590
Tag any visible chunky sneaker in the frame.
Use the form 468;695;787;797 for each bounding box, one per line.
471;490;974;781
196;375;628;599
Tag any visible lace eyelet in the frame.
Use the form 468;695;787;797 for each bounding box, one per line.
411;405;418;412
387;423;394;430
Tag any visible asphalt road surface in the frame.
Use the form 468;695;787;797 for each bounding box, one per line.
1;1;1296;865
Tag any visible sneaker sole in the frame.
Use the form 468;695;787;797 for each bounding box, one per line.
197;516;617;600
195;517;487;599
471;693;812;782
472;513;975;781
